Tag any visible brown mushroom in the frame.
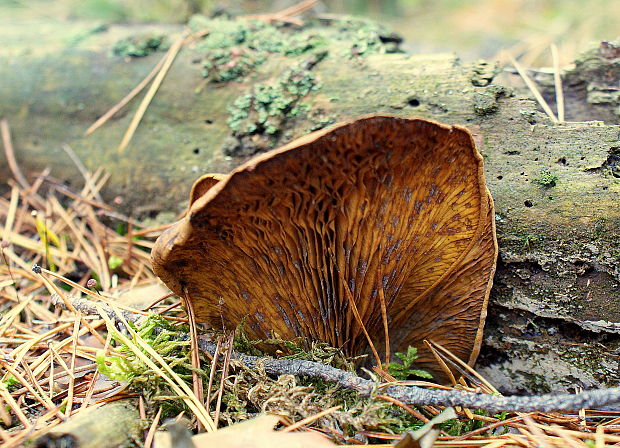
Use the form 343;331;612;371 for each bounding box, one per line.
152;116;497;376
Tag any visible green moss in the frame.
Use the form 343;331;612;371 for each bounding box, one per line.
2;374;19;390
534;169;559;187
387;346;433;380
112;34;167;57
441;410;507;436
97;315;193;417
97;317;513;438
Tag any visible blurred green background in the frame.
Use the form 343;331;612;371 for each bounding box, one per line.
2;0;619;64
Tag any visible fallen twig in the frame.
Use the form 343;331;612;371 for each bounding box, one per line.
244;0;318;26
50;293;620;413
49;293;143;326
84;56;166;136
117;33;187;154
197;339;620;413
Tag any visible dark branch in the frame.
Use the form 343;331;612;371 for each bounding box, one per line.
197;339;620;413
56;295;620;413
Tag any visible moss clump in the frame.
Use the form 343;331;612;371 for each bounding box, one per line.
97;316;510;443
441;410;508;436
96;315;193;416
387;346;433;380
112;34;167;57
534;169;559;187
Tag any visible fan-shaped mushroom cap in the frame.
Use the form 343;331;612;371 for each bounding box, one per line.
152;116;497;374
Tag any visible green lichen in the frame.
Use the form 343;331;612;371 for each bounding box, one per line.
534;169;559;187
324;16;402;56
190;16;329;83
202;48;265;82
227;65;320;136
189;16;247;50
112;34;167;57
185;14;401;157
308;114;336;132
189;14;397;84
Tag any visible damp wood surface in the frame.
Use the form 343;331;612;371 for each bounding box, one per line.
31;400;141;448
1;17;619;393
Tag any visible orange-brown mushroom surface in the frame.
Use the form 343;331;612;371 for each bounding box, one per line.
152;116;497;374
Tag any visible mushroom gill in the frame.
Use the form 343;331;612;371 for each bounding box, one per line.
151;116;497;375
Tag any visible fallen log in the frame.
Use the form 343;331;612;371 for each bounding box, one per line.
1;16;618;393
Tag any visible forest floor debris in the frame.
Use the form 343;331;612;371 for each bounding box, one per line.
2;162;620;447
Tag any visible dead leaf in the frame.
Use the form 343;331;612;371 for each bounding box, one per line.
190;414;336;448
115;281;171;309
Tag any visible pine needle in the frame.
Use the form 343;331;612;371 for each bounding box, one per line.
116;34;187;154
84;57;166;136
1;119;30;189
506;52;558;124
550;44;565;123
97;304;216;431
